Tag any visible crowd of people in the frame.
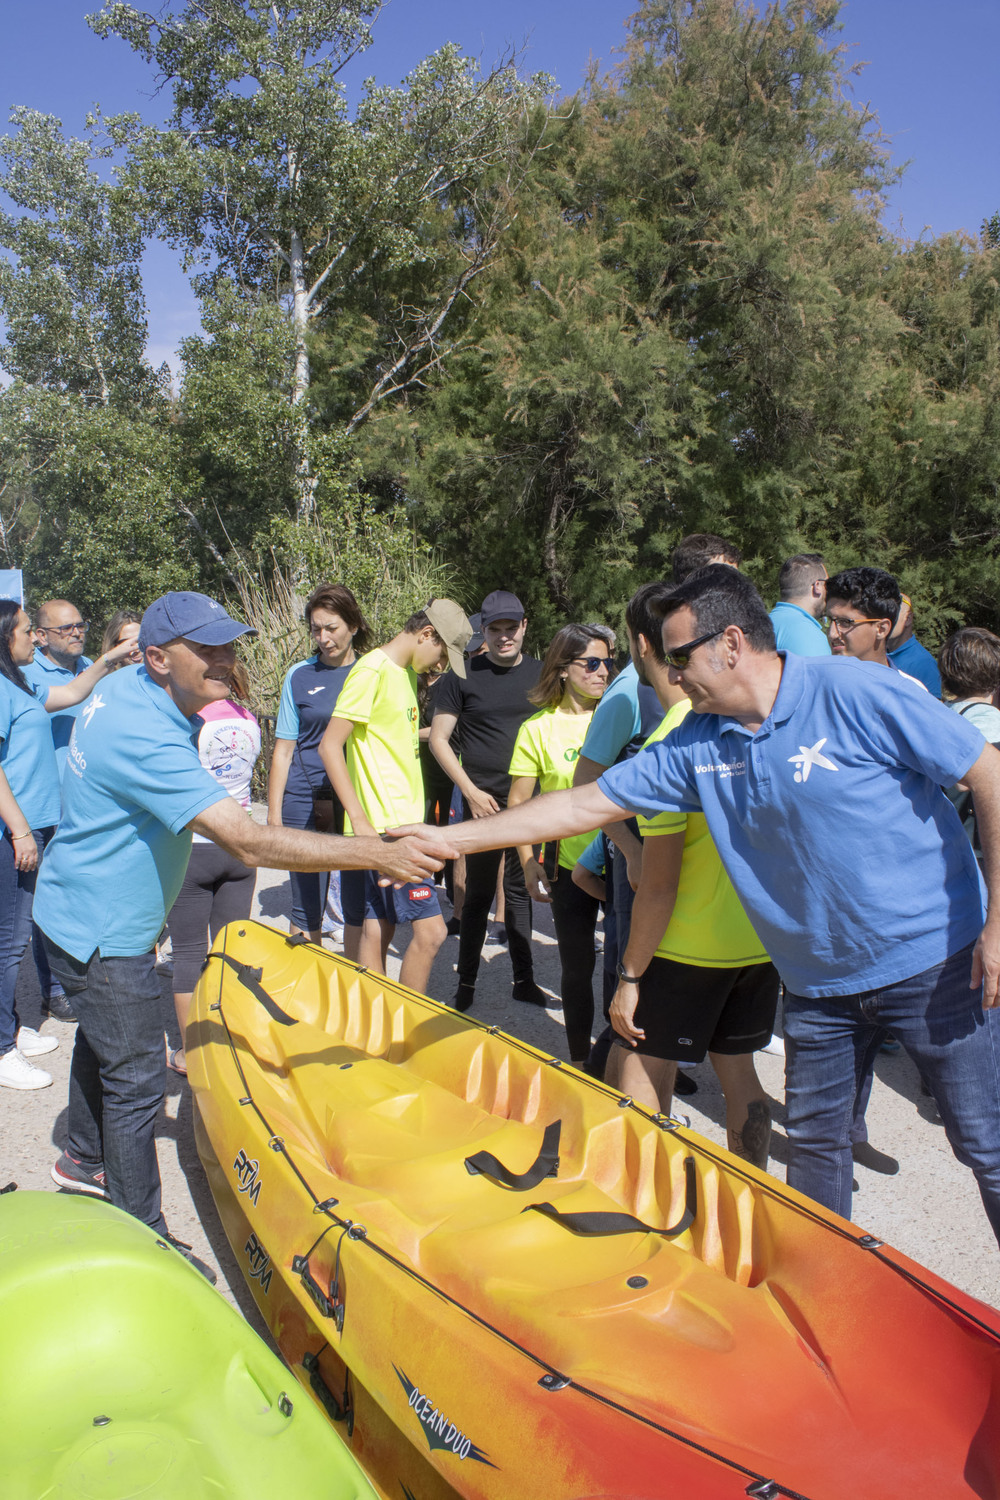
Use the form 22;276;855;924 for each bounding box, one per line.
4;530;1000;1274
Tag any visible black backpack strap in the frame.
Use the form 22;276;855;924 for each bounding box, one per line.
204;952;296;1026
465;1120;561;1190
524;1155;697;1238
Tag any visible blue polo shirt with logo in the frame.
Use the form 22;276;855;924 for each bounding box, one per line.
598;653;986;997
33;665;228;961
23;649;94;771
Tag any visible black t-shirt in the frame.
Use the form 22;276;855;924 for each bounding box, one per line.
433;653;542;799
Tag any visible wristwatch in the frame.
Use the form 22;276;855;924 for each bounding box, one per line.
616;961;643;984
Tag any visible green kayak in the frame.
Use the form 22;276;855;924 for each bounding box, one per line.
0;1189;377;1499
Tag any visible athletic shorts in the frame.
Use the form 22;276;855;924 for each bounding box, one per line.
617;956;779;1061
341;868;442;928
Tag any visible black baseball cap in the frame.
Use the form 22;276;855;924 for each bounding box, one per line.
480;590;525;626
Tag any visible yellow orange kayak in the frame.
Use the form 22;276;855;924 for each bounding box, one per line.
189;920;1000;1500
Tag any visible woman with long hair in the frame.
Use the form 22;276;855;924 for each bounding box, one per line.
165;657;260;1076
506;622;616;1066
102;610;143;667
0;601;135;1089
267;583;371;943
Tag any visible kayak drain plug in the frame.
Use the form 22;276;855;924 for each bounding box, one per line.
93;1416;111;1427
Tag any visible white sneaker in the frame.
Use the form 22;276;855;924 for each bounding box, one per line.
0;1047;53;1089
16;1026;58;1058
762;1034;785;1058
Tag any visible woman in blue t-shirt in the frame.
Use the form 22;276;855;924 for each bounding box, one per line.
0;601;135;1090
267;583;371;942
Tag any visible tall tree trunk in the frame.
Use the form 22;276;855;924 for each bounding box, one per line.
289;225;316;583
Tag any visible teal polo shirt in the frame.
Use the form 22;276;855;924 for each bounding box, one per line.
34;665;228;961
0;676;61;832
768;602;831;658
23;648;94;771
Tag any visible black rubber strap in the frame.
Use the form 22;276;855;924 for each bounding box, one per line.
524;1156;697;1238
206;952;297;1027
465;1120;561;1190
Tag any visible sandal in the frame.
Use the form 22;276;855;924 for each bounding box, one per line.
167;1048;188;1078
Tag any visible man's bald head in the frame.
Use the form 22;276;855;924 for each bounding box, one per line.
36;599;77;628
33;599;89;667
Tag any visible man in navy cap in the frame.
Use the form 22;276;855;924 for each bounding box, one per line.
34;592;446;1270
429;589;546;1011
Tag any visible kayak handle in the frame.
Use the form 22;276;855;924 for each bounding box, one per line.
291;1254;336;1322
465;1119;562;1190
302;1351;350;1428
524;1156;697;1239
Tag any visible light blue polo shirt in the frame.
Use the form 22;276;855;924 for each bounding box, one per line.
0;676;61;832
23;649;94;770
34;665;229;962
768;602;831;657
580;661;663;766
598;653;986;998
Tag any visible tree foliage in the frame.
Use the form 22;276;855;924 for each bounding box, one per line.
356;0;923;634
1;0;998;642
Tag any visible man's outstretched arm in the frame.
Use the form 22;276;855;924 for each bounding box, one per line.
393;781;629;858
190;797;455;885
962;743;1000;1007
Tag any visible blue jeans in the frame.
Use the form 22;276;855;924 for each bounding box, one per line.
42;937;168;1234
784;942;1000;1245
0;826;54;1054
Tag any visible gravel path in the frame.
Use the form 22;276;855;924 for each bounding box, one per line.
4;855;997;1320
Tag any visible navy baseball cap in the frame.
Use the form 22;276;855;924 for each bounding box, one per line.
138;592;257;650
480;590;525;626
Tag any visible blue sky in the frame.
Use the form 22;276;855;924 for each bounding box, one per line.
1;0;997;373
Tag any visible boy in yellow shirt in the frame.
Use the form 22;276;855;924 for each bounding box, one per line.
321;600;472;994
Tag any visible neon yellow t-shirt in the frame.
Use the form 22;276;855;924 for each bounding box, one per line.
508;705;598;870
334;650;422;833
639;701;769;968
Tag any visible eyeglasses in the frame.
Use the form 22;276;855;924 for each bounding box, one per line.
40;620;89;637
826;615;884;637
663;627;725;670
570;655;612;673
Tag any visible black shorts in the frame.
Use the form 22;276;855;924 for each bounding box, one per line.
619;956;779;1061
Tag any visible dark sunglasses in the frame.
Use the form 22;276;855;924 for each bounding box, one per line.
571;655;612;672
664;627;725;670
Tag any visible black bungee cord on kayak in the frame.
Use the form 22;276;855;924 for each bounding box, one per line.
202;924;1000;1499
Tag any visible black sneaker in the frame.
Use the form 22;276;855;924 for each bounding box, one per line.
51;1151;108;1198
159;1233;218;1285
445;916;461;937
673;1070;698;1097
512;980;550;1008
851;1141;900;1176
43;992;77;1023
452;982;476;1013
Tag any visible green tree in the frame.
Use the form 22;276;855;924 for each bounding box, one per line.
361;0;904;625
0;107;157;405
0;107;184;617
91;0;547;528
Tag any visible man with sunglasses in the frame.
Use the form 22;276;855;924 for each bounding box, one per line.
396;565;1000;1247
